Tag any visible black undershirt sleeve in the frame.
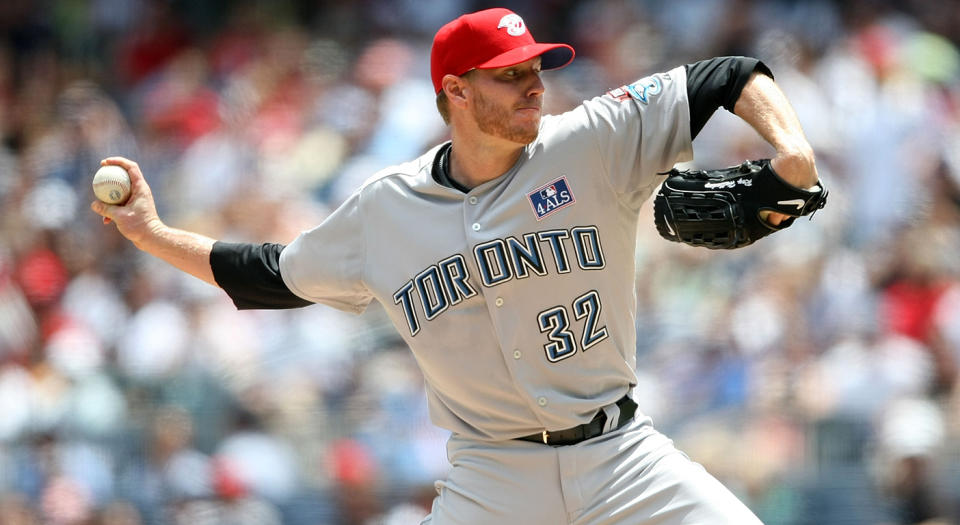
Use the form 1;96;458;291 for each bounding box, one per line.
684;56;773;140
210;241;313;310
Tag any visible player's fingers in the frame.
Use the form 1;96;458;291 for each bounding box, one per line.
91;200;117;223
762;210;787;226
101;156;139;171
100;157;147;190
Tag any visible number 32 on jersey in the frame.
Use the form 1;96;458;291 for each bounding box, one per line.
537;290;608;362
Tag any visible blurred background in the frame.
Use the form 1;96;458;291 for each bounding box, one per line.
1;0;959;523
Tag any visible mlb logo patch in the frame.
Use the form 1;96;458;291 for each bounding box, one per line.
528;177;575;220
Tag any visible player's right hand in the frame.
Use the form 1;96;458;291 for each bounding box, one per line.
90;157;165;248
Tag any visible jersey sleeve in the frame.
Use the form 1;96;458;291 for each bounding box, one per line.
579;65;693;210
278;191;373;314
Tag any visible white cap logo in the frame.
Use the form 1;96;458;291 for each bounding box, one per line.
497;14;527;36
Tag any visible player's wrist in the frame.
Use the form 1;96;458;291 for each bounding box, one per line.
128;217;168;250
771;148;817;189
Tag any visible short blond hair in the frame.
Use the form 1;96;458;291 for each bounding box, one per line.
436;90;451;125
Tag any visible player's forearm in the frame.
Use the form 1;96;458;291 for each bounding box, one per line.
135;223;218;287
733;72;818;189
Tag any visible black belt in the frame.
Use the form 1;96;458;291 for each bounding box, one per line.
517;395;637;447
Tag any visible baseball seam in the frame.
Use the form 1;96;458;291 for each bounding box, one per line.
95;180;130;202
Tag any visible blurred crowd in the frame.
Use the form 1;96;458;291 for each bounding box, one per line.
0;0;959;524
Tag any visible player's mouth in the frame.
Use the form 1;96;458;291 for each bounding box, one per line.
514;96;542;114
515;104;541;116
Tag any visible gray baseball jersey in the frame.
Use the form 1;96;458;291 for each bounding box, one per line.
280;66;692;441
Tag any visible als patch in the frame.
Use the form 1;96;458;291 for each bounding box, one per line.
606;74;664;104
528;177;575;221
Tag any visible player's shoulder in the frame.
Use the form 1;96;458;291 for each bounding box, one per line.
541;66;687;125
351;144;445;198
537;65;689;139
587;65;688;113
359;145;440;187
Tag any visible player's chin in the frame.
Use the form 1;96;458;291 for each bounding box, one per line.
509;119;541;144
507;127;539;145
514;108;541;126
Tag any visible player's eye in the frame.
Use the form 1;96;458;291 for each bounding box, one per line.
499;64;539;81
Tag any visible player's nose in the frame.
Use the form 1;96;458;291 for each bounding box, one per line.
526;72;545;98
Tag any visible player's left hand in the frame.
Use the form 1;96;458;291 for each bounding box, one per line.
765;151;819;225
653;158;827;249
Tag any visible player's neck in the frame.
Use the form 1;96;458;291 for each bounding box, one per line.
447;133;525;190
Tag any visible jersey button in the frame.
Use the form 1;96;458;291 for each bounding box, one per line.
495;297;504;307
513;350;521;359
537;397;548;407
468;196;478;205
472;223;481;231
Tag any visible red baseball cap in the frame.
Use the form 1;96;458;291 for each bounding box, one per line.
430;8;575;94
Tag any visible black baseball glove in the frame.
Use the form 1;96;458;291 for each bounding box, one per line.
653;159;827;249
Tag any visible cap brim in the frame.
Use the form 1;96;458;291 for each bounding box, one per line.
475;43;575;72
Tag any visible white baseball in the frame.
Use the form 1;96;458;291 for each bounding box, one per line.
92;165;131;204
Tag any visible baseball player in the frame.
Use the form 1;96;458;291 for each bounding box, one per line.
92;8;822;524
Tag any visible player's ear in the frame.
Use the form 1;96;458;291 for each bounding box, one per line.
442;74;469;109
